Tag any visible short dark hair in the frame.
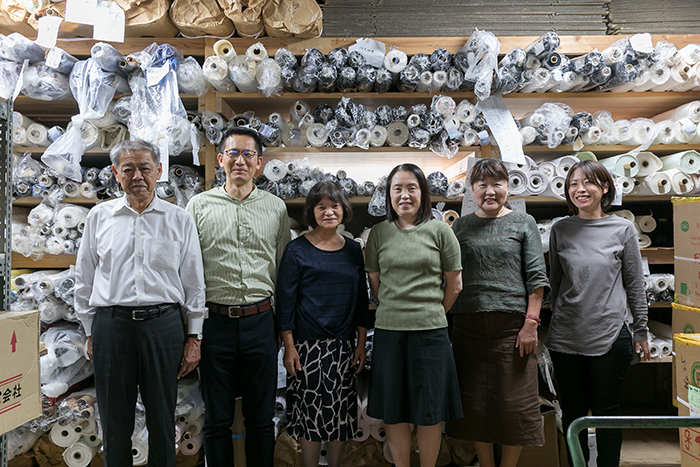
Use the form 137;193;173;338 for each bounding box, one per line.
385;163;432;225
469;158;509;185
303;181;353;228
219;127;265;155
564;160;616;215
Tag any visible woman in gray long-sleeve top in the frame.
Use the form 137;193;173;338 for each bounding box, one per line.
546;160;651;467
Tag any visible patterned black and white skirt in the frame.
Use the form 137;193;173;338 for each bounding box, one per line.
286;338;359;442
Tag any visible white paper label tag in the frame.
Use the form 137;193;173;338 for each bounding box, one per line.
460;158;478;216
277;347;287;389
65;0;98;25
349;38;386;68
630;33;653;55
612;182;623;206
93;1;125;43
12;60;28;101
146;62;170;87
551;69;563;82
573;136;584;152
509;198;527;213
158;139;169;182
477;130;490;146
642;257;650;276
35;16;63;49
477;96;526;165
190;124;200;166
444;118;460;139
45;48;63;69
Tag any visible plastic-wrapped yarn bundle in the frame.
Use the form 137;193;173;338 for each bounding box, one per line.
347;50;366;69
301;48;324;69
229;55;258;93
408;127;430;149
293;65;317;93
274;48;297;70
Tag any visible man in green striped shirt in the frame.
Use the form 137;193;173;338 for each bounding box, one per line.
186;127;291;467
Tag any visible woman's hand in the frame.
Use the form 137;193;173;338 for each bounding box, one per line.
636;339;651;362
283;344;302;377
353;346;366;374
516;319;538;357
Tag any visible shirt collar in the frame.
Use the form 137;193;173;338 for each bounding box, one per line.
112;195;166;215
220;184;260;202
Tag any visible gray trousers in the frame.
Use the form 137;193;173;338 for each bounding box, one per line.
92;305;184;467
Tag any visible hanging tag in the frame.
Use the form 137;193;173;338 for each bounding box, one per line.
158;139;169;182
509;198;527;213
444;118;460;140
349;38;386;68
12;60;28;101
477;130;491;146
460;158;479;216
190;124;200;166
35;16;63;49
45;48;63;69
65;0;98;25
612;182;623;206
477;96;526;165
573;136;584;152
642;257;650;276
146;62;170;87
93;0;125;43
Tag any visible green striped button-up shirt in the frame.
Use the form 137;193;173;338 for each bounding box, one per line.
186;186;291;306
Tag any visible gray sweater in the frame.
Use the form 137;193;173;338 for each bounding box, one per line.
545;215;648;356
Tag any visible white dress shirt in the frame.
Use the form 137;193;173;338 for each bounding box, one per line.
75;196;208;336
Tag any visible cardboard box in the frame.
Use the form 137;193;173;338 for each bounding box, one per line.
672;303;700;406
0;311;40;435
673;198;700;309
673;333;700;466
517;406;559;467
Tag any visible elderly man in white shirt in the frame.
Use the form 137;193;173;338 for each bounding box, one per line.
75;139;207;467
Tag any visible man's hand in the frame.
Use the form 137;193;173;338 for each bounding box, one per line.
86;336;93;361
178;337;201;379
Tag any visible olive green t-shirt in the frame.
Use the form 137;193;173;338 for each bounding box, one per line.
365;219;462;331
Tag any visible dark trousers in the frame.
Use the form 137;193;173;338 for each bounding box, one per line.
92;306;184;467
550;325;633;467
200;310;277;467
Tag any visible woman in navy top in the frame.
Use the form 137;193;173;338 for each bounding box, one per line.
277;180;369;467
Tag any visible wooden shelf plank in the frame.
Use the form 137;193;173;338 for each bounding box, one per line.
640;356;673;364
11;253;76;269
56;38;206;57
523;144;700;154
13;196;98;207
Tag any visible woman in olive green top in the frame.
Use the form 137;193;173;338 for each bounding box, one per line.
365;163;463;467
445;158;549;467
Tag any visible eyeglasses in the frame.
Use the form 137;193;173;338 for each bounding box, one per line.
223;149;258;160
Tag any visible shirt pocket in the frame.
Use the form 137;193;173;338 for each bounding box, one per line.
148;238;181;272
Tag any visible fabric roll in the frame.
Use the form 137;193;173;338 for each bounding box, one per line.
520;68;551;93
651;60;693;92
638;234;652;249
581;126;602;145
609;120;633;144
600;154;640;178
132;439;148;465
202;56;236;93
229;56;258;93
431;70;447;93
184;416;204;440
661;168;695;195
456;100;477;124
526;170;548;195
637;172;673;195
13;111;35;129
553;155;579;178
611;209;635;224
416;71;432;93
673;119;697;143
354;419;370;442
81;434;101;448
648;320;673;339
180;432;203;456
319;443;329;466
78;120;100;150
653;120;676;145
462;128;479;147
576;151;597;161
263;159;287;182
73;417;96;435
519;126;537;145
370;125;388;147
27;123;51;146
660;150;700;174
62;440;96;467
13;127;28;146
542;176;565;199
505;155;535;173
630;119;656;145
386;121;409;147
370;424;387;442
306;123;328;147
383;441;394;464
443;210;459;226
213;40;237;63
50;422;80;447
636;152;663;177
274;395;286;417
637;215;657;233
290;100;311;125
508;169;528;196
537;161;557;179
617;176;635;196
384;49;408;74
245;43;268;62
99;124;128;151
634;63;671;92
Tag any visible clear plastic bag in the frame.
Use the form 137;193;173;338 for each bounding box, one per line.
0;59;23;99
40;323;93;398
22;63;72;101
7;423;43;460
90;42;125;74
367;175;387;217
0;32;46;64
229;55;258;93
256;58;282;97
454;29;500;101
177;56;210;97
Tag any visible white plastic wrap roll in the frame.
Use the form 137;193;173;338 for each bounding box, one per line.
62;440;96;467
637;172;673;195
508;169;528;196
611;209;635;224
180;432;203;455
132;439;148;465
660;150;700;174
27;123;51;146
370;424;387;442
384;49;408;74
638;234;652;249
203;56;237;93
245;42;268;62
456;100;477;124
600;154;640;177
50;422;81;447
661;168;695;195
526;170;547;195
553;155;579;178
354;418;370;442
636;152;663;177
542;176;565;199
581;126;602;145
264;159;287;181
213;40;237;63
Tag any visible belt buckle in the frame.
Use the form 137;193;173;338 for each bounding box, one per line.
132;309;147;321
227;306;242;318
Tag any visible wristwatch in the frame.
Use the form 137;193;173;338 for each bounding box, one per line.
187;332;203;341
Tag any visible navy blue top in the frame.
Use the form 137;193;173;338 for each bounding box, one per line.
276;235;370;342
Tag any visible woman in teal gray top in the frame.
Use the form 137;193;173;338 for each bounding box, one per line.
365;163;463;467
445;158;549;467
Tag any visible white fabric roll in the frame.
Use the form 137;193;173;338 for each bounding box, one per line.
383;441;395;464
638;234;652;249
673;119;697;143
600;154;639;178
13;111;35;129
290;100;310;124
581;126;602;145
542;176;565;199
229;56;258;93
213;40;237;63
370;424;387;442
637;172;673;195
406;114;421;129
386;121;409;147
62;440;96;467
520;126;537;145
180;432;203;456
274;395;286;417
630;119;656;145
354;419;371;442
81;434;101;448
384;49;408;73
637;215;657;233
132;439;148;465
203;56;237;93
649;340;662;359
617;176;635;196
505;155;535;173
370;125;388;147
653;120;677;144
660;150;700;174
50;422;81;448
245;42;268;62
610;120;633;144
416;71;432;92
526;170;548;195
611;209;635;224
13;127;28;146
537;161;557;179
306;123;328;147
661;168;695;195
456;100;477;124
634;63;671;92
184;416;204;440
508;169;528;196
73;417;95;435
553;155;579;178
636;152;663;177
27;123;51;146
462;128;479;147
264;159;287;182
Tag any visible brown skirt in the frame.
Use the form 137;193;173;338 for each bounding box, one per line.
445;312;544;446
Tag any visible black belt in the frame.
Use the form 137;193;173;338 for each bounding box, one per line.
108;303;179;321
207;298;272;318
